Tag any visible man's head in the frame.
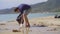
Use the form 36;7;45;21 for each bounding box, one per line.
14;7;20;12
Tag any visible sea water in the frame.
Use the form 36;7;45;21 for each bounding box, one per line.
0;13;56;21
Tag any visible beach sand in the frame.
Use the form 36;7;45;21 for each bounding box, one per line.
0;16;60;34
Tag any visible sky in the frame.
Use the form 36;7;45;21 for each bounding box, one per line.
0;0;47;10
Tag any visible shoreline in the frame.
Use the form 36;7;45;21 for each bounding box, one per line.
0;16;60;26
0;16;60;34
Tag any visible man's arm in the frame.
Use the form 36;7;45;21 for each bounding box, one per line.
23;14;30;27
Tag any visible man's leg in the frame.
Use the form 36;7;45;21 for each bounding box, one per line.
16;14;24;25
23;14;30;27
16;17;22;25
16;15;24;30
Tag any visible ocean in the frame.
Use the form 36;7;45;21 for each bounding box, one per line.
0;13;56;21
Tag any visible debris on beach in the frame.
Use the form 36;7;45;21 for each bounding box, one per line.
33;24;47;27
47;28;57;31
40;25;46;27
54;15;60;18
0;23;6;25
12;29;21;32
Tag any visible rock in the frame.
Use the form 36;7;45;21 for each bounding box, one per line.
54;15;60;18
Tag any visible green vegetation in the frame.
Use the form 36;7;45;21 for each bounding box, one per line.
31;0;60;13
0;0;60;14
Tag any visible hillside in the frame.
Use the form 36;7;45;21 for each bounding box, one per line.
0;0;60;14
31;0;60;13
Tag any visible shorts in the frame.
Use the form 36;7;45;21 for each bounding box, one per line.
23;8;31;15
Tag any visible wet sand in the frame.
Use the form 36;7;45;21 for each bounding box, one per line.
0;16;60;34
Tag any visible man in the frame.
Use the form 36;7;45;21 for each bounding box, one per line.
14;4;31;28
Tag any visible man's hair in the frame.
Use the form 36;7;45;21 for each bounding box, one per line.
14;7;19;12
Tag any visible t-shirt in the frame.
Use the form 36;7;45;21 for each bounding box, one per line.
18;4;31;14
